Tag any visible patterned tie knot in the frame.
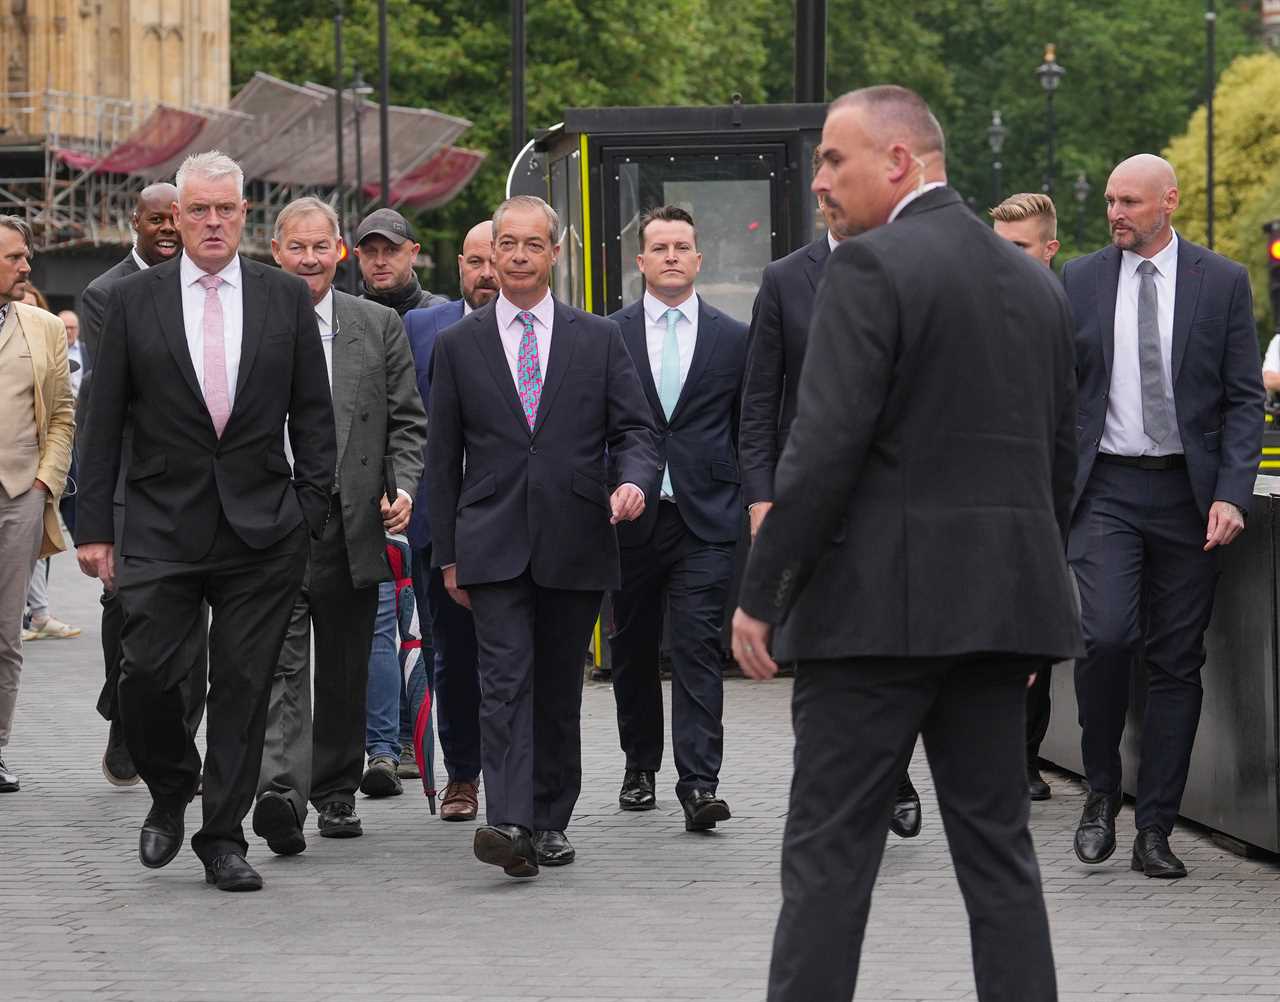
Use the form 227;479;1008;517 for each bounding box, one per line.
517;310;535;333
1138;260;1156;277
197;274;224;292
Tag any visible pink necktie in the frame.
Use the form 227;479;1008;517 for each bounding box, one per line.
198;274;230;437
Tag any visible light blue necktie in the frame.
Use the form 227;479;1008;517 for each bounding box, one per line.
658;307;682;496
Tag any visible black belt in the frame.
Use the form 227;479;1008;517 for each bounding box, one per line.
1096;452;1186;471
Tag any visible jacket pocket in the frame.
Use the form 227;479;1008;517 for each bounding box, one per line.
1203;428;1222;452
571;471;609;508
127;454;166;481
264;451;293;476
710;460;740;484
458;472;496;508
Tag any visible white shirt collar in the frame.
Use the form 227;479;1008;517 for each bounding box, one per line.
1122;230;1179;279
463;299;473;317
642;289;698;327
827;231;841;253
180;250;240;289
888;181;947;224
131;247;151;271
314;287;335;335
495;288;554;332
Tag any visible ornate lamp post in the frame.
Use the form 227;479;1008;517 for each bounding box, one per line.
1034;44;1066;197
987;110;1008;206
1073;171;1091;247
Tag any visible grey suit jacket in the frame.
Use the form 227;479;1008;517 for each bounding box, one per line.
330;289;428;588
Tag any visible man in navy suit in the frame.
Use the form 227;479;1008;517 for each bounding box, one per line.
427;196;658;876
402;220;499;822
1066;154;1263;879
607;206;746;831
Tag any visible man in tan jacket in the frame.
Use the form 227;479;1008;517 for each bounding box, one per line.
0;215;75;793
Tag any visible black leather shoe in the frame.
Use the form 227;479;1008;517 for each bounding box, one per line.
1131;827;1187;878
252;792;306;856
681;790;731;832
359;756;403;798
102;723;140;787
316;801;363;839
139;806;184;869
1028;766;1051;801
533;829;576;866
0;755;18;793
204;853;263;891
1074;790;1122;864
474;824;539;877
889;776;922;839
619;769;656;811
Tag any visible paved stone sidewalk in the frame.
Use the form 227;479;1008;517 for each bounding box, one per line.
4;562;1280;1001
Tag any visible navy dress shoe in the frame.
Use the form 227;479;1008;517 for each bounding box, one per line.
681;790;731;832
204;853;264;891
139;806;184;869
533;829;576;866
1074;790;1122;863
474;824;539;877
889;776;922;838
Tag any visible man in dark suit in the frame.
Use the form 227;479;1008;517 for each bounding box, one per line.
739;160;923;840
428;195;658;877
251;197;427;854
402;220;499;822
733;86;1080;1001
1065;154;1264;879
75;152;336;892
607;205;746;830
78;182;208;789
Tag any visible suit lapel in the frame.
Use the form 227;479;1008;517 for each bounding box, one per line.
1096;246;1120;379
668;297;720;424
475;307;531;433
1171;240;1204;386
532;302;578;437
621;304;664;426
330;291;364;463
804;236;830;291
152;263;204;407
233;256;266;406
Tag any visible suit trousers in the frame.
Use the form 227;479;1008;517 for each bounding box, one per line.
414;545;481;783
610;502;732;798
467;568;602;833
1069;461;1218;834
0;486;45;746
98;504;207;736
1026;663;1052;765
259;512;380;818
767;656;1055;1002
117;513;307;863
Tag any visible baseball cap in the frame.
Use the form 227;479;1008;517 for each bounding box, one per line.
354;208;415;247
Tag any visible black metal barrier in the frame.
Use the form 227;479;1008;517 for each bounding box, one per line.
1040;474;1280;853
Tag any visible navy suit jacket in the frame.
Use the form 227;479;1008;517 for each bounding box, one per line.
609;295;747;546
1063;236;1264;519
403;299;465;549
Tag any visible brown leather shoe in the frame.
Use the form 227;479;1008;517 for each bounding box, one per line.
440;780;479;821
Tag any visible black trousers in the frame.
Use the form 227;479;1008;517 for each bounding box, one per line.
467;568;601;833
767;656;1055;1002
117;515;307;863
1026;663;1052;765
414;544;481;783
610;502;732;799
1069;461;1218;834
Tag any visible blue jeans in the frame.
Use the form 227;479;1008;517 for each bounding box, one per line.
365;580;400;761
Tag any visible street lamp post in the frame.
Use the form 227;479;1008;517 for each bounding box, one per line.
1034;44;1065;198
1073;171;1091;247
987;110;1007;206
351;66;374;223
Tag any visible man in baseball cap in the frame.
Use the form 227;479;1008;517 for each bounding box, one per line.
353;208;448;316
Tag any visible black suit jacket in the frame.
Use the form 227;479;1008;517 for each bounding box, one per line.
738;235;830;507
739;187;1083;662
76;254;337;559
78;253;142;481
609;295;747;546
1062;237;1263;519
427;297;659;590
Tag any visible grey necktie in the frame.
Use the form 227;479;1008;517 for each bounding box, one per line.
1137;260;1175;446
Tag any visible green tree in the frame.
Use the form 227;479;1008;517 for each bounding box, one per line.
1165;51;1280;335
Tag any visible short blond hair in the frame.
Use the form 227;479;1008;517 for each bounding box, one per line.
989;192;1057;241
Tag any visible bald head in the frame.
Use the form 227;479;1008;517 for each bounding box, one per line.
137;182;178;214
830;85;946;160
458;219;498;310
133;182;180;266
1105;154;1179;257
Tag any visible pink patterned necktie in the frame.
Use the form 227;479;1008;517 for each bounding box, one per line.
198;274;231;437
515;310;541;429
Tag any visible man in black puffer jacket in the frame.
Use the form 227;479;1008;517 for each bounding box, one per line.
354;208;448;316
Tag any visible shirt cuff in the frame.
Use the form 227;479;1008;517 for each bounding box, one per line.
620;482;643;497
396;488;413;504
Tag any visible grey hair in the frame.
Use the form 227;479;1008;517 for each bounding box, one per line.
273;196;341;242
493;195;560;245
176;150;245;198
0;215;32;253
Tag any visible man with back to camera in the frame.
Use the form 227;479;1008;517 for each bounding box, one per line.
78;182;208;788
401;220;500;822
606;205;747;830
427;195;658;877
1065;154;1263;879
75;151;336;892
732;85;1080;1001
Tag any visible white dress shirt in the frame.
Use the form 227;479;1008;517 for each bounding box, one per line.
67;341;83;396
179;252;244;407
827;231;840;254
643;289;698;393
315;287;336;388
888;181;947;224
463;299;474;317
131;247;151;272
1101;231;1183;457
1264;334;1280;375
494;288;553;385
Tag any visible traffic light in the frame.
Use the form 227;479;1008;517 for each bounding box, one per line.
1266;220;1280;325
